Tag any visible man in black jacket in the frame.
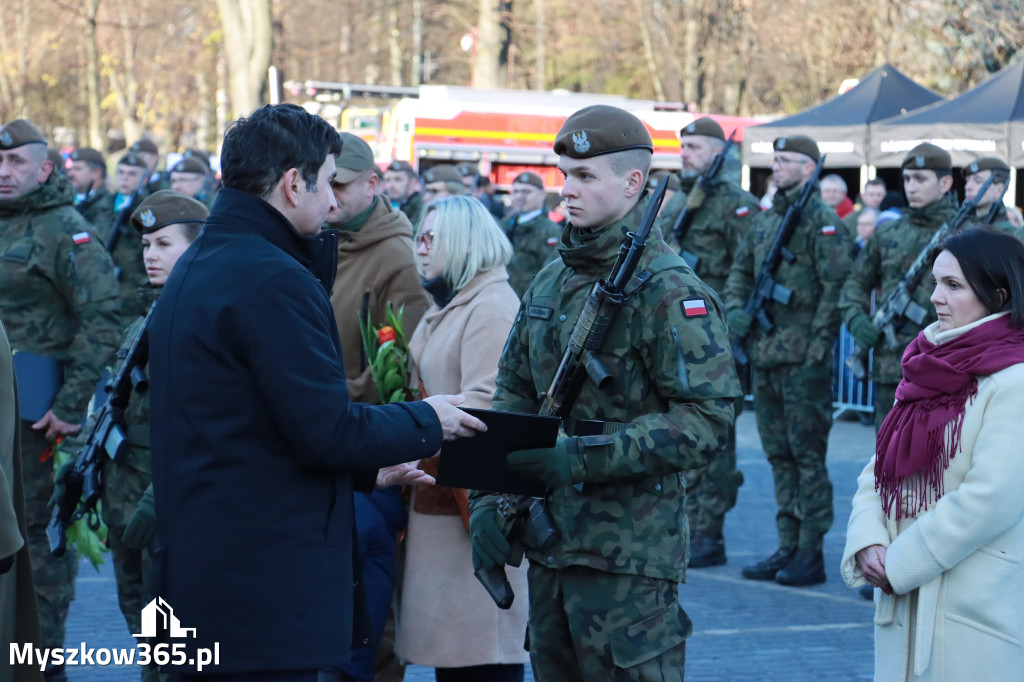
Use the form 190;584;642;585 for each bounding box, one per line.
148;103;484;681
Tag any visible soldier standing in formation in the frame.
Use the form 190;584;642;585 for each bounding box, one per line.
109;153;151;324
471;105;740;680
65;148;114;233
657;117;760;568
384;159;424;226
503;171;561;298
126;138;169;195
0;119;121;681
421;165;467;206
169;156;215;209
963;157;1023;237
726;134;852;587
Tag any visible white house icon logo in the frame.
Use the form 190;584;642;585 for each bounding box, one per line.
133;597;197;639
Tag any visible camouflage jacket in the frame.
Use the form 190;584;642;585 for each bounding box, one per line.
504;210;562;297
399;191;424;228
484;192;741;583
0;173;121;423
838;194;956;385
725;185;852;368
656;174;760;293
106;194;148;326
75;186;115;236
973;203;1024;242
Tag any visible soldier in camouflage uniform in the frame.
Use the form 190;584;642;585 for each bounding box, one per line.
839;144;958;432
0;119;121;674
504;171;561;297
66;147;115;234
725;134;852;587
127;137;170;195
384;159;424;226
656;117;760;568
963;157;1024;240
169;156;216;209
109;153;152;325
470;105;741;681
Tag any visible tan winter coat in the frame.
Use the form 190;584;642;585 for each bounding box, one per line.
328;195;430;404
396;266;529;667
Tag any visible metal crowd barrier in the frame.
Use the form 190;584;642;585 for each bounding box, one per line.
832;322;875;419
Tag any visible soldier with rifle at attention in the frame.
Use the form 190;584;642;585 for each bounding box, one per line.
109;152;153;324
656;117;760;569
725;134;852;587
962;157;1024;239
469;105;741;681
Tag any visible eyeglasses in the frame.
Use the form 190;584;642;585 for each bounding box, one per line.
416;230;434;249
770;156;803;167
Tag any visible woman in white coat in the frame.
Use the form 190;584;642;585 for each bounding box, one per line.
842;226;1024;681
395;196;528;682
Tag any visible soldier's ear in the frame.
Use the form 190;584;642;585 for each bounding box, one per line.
624;168;644;199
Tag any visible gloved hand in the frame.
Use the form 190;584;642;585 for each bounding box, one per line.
506;437;582;488
121;487;157;550
469;504;511;571
727;309;753;339
848;313;881;348
47;460;74;510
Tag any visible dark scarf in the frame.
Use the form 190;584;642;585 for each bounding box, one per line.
875;314;1024;519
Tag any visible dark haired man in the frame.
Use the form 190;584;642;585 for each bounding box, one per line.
148;103;485;680
383;159;423;226
66;147;115;232
503;171;561;297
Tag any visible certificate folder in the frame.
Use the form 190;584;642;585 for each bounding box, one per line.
436;408;560;497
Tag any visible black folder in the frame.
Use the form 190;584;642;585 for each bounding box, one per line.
12;351;63;422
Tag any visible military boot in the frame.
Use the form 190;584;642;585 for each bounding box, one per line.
775;548;826;586
741;546;796;580
688;532;726;568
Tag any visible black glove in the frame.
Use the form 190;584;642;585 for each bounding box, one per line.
848;313;881;348
727;309;753;339
121;487;157;550
47;460;74;510
469;504;510;571
506;437;583;488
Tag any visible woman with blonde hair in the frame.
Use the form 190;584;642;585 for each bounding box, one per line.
395;196;528;682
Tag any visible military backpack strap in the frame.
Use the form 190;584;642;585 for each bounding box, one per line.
622;253;681;297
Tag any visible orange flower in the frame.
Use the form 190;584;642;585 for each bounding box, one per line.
377;326;397;344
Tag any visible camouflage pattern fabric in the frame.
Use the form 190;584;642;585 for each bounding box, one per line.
107;197;149;326
504;212;562;297
974;203;1024;241
683;396;744;535
874;382;897;432
75;186;115;237
482;190;741;587
400;191;424;228
752;364;833;550
656;174;760;293
526;563;688;681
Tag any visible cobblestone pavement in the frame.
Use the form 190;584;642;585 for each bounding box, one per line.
52;410;875;680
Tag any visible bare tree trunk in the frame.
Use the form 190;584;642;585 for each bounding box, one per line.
388;3;403;84
411;0;423;86
216;0;273;118
533;0;545;90
365;5;381;84
216;50;230;153
0;0;31;117
474;0;502;88
680;0;703;106
633;0;666;101
84;0;104;149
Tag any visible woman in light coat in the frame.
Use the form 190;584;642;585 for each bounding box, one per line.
842;226;1024;681
396;196;528;682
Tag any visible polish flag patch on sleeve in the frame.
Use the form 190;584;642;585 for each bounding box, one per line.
682;298;708;317
72;232;91;244
735;206;750;217
546;237;559;246
821;225;836;236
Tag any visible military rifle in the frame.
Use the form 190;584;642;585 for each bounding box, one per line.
845;174;994;381
732;155;827;369
475;180;669;609
982;182;1009;225
672;130;737;270
106;169;150;278
47;304;155;557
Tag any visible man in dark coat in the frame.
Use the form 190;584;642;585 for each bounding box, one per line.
148;103;485;680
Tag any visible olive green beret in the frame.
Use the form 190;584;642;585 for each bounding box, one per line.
422;165;463;184
171;157;209;175
183;148;211;166
773;135;820;162
680;117;724;141
118;152;148;169
386;159;416;176
457;162;477;178
334;133;376;183
70;148;106;167
650;170;681;193
0;119;46;150
901;142;951;170
47;149;65;171
129;138;159;155
131;190;209;235
513;171;544;189
554;105;653;159
964;156;1009;177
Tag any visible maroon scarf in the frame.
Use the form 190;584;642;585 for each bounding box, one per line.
875;314;1024;520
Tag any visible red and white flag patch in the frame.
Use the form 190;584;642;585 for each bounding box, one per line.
72;232;91;244
683;298;708;317
821;225;836;236
546;237;559;246
735;206;750;217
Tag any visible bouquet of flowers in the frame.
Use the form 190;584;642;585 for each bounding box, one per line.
359;302;416;404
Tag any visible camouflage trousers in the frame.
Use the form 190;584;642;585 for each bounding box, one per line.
873;382;897;433
526;563;689;681
752;365;834;551
684;396;744;535
20;422;77;650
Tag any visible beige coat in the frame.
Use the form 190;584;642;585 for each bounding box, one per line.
0;319;42;682
396;267;529;667
842;313;1024;681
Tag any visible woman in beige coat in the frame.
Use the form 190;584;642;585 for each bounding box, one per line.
842;227;1024;681
395;196;527;682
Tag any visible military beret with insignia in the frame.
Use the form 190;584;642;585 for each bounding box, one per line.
513;171;544;189
0;119;46;150
130;189;209;235
334;133;376;183
680;117;724;141
422;165;463;184
171;157;209;175
554;105;653;159
70;147;106;167
964;156;1009;177
386;159;416;176
457;162;477;178
773;135;820;162
118;152;148;169
129;138;159;155
183;148;212;166
901;142;951;171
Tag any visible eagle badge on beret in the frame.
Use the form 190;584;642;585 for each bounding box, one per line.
968;162;979;174
915;156;924;167
777;138;787;149
572;130;591;154
0;132;11;147
140;209;157;228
